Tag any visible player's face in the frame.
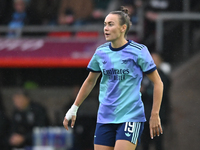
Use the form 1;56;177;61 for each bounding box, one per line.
104;14;125;42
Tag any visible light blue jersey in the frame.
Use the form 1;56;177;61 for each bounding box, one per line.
87;40;156;123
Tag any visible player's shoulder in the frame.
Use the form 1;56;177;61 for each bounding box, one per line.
96;42;110;50
128;40;146;50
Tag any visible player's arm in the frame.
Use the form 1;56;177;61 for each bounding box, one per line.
146;69;163;139
63;72;101;130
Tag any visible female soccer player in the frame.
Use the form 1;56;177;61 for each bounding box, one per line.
63;6;163;150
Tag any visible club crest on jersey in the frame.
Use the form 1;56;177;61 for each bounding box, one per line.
121;59;132;64
102;61;107;64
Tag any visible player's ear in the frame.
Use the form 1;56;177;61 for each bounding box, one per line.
121;24;127;33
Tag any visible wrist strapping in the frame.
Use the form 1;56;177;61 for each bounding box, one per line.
65;104;79;120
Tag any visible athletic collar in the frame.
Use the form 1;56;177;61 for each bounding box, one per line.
109;40;130;51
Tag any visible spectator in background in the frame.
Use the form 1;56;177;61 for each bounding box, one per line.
26;0;61;25
58;0;93;26
144;0;171;40
121;0;143;25
0;0;13;25
9;89;49;149
140;52;171;150
144;0;182;39
91;0;112;23
0;92;11;150
0;0;7;24
7;0;48;38
7;0;28;38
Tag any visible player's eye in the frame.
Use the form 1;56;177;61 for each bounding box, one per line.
108;23;113;26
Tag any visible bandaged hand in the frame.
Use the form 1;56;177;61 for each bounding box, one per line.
63;104;79;130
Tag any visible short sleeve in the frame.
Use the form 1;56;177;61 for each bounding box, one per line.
137;46;156;74
87;53;101;72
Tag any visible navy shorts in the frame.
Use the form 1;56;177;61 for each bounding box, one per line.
94;122;144;147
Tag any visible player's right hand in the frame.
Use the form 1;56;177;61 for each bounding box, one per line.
63;115;76;130
63;104;79;130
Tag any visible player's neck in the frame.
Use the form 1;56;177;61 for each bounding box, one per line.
111;38;128;49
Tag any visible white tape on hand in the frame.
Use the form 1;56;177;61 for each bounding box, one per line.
65;104;79;121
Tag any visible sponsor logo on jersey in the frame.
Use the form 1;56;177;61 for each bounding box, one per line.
103;68;129;75
102;68;130;81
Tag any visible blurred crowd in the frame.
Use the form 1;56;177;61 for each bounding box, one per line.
0;86;99;150
1;0;199;43
1;0;200;26
0;0;139;26
0;89;49;149
2;0;199;27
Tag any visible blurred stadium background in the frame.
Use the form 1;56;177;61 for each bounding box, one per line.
0;0;200;150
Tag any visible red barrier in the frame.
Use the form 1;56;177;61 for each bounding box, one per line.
0;38;97;68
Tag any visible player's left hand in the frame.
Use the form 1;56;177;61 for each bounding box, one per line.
149;113;163;139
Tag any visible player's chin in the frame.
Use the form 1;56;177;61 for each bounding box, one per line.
105;37;112;42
